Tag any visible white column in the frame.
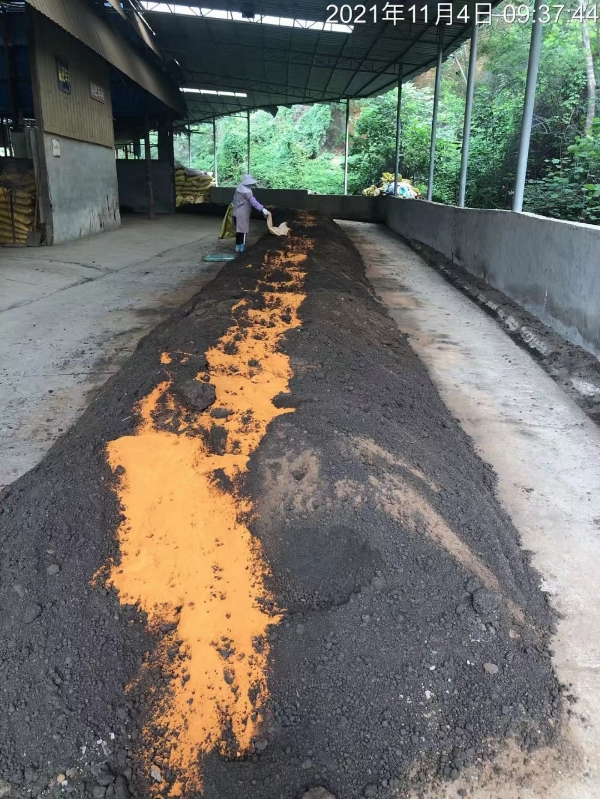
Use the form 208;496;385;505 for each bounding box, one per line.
513;0;544;212
427;31;444;201
247;111;251;174
458;23;479;208
343;99;350;195
212;116;218;185
393;68;404;197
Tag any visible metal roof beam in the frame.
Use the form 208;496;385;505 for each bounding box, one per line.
180;70;330;99
160;44;403;76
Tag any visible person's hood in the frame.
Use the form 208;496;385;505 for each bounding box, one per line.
241;174;257;186
234;183;252;197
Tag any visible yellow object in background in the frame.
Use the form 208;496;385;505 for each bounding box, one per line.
219;203;235;239
0;184;36;245
361;172;421;199
174;165;215;209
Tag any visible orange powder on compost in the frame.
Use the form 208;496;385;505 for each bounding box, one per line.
103;243;311;794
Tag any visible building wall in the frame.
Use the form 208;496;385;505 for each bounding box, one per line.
43;134;119;244
379;196;600;358
32;11;114;148
30;9;120;243
26;0;185;115
210;187;377;222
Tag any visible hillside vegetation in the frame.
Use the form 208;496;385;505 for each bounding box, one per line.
175;1;600;223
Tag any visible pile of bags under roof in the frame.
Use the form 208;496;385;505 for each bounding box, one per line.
175;163;215;207
0;162;37;245
362;172;421;199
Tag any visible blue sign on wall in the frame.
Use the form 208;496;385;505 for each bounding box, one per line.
56;58;71;94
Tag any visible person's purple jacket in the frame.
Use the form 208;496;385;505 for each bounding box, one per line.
232;174;265;234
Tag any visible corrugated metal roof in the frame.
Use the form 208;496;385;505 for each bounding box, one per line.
105;0;127;20
137;0;490;123
24;0;185;113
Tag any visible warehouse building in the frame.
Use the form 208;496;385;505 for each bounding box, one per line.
1;0;487;247
0;0;183;245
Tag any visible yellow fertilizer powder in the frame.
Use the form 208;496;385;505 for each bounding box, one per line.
101;240;312;794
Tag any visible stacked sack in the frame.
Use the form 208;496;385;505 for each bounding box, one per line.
0;164;36;245
175;164;215;207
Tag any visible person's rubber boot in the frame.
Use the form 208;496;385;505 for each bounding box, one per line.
239;244;246;253
235;244;241;253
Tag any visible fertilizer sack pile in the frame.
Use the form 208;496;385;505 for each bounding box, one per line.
0;163;37;245
175;164;215;207
362;171;420;199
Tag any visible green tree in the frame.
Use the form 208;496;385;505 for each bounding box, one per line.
524;123;600;221
348;79;462;201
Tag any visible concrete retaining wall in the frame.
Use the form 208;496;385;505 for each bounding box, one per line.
210;187;377;221
43;134;120;244
379;196;600;358
117;160;174;214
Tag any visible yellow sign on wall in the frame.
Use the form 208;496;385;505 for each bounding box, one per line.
56;58;71;94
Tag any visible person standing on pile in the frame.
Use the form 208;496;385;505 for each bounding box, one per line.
232;174;270;252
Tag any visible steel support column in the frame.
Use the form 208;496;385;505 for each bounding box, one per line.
343;99;350;195
157;116;176;211
212;116;218;185
0;8;19;137
144;115;154;220
157;118;171;160
427;31;444;202
247;111;251;174
512;0;543;212
393;68;404;197
458;24;479;208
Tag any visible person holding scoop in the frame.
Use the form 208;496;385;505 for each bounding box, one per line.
231;174;270;253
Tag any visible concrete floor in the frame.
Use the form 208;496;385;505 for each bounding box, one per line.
341;221;600;799
0;214;261;489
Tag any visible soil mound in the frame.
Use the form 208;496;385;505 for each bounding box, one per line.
0;213;561;799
